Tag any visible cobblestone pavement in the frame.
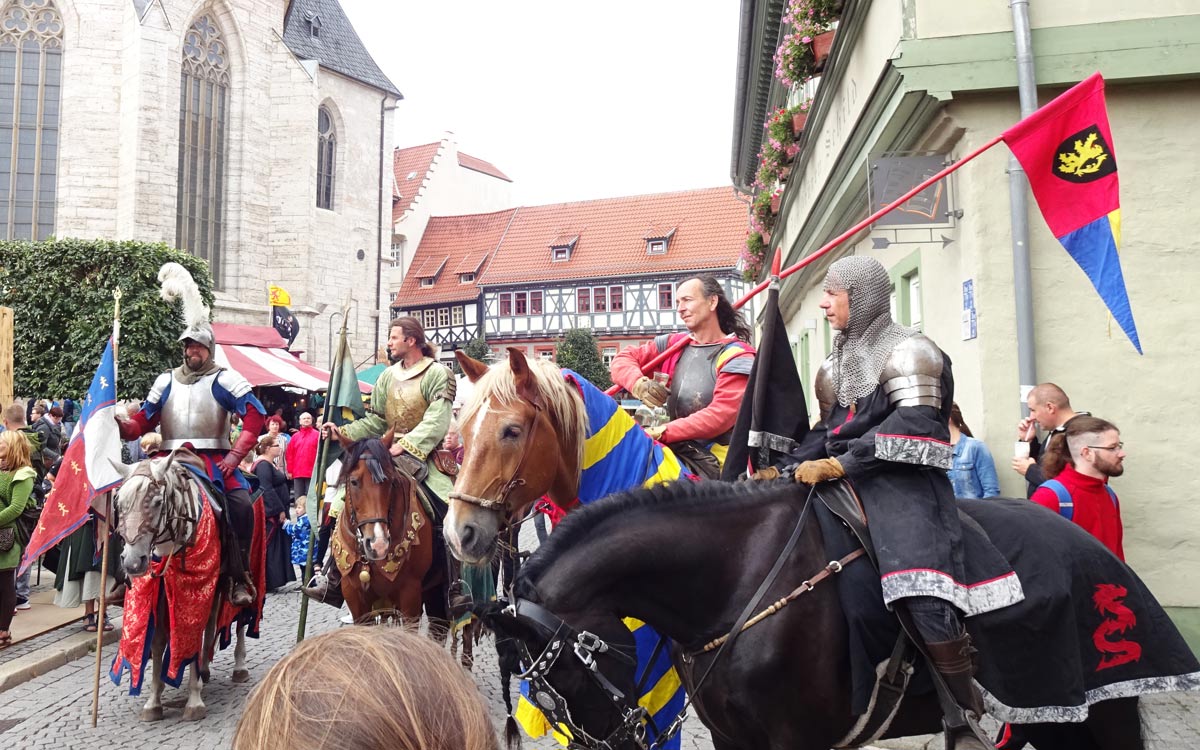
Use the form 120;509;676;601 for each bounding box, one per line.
0;519;1195;749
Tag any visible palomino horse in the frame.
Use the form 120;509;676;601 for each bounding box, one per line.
326;430;440;626
110;452;257;722
482;480;1193;750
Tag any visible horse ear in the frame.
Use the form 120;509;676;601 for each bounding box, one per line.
508;347;539;402
381;426;396;447
455;350;489;383
108;458;133;479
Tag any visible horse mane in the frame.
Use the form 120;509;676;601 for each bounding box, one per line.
519;479;794;591
338;437;393;485
116;457;201;541
459;357;588;473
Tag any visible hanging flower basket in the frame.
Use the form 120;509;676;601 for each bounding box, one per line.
770;192;782;215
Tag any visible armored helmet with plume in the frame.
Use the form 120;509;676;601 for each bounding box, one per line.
158;262;214;351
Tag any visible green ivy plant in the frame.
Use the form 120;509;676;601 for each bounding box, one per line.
0;239;214;401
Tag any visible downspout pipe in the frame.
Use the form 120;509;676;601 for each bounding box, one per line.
375;94;398;364
1008;0;1038;411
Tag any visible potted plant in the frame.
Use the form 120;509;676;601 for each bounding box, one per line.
812;29;836;73
742;232;767;282
774;0;838;88
751;189;776;235
790;98;813;139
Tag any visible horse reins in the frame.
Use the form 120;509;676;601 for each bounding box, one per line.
448;393;546;524
344;446;411;560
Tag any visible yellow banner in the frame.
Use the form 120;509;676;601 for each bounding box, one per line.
268;284;291;306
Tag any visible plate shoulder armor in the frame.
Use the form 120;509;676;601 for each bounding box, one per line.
879;335;944;409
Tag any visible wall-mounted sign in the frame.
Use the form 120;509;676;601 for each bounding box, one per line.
869;155;957;229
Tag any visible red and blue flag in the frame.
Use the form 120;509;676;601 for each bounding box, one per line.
1002;72;1140;353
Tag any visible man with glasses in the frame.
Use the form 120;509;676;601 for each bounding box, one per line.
1030;416;1127;560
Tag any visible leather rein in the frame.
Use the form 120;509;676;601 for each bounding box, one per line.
343;446;410;560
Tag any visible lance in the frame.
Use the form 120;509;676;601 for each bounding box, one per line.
92;287;121;728
603;135;1003;395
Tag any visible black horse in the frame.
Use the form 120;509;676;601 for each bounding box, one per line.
484;479;1198;750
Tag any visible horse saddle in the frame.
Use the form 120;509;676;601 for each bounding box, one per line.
814;480;877;570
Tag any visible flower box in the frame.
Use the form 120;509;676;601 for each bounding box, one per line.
770;193;782;215
792;112;808;138
812;30;836;73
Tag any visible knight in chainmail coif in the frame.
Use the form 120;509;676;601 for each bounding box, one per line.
778;256;1024;750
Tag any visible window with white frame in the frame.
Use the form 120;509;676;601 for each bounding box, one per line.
602;346;617;367
459;272;475;283
451;305;464;325
437;307;449;327
647;240;666;255
551;246;570;262
422;309;436;328
420;277;434;287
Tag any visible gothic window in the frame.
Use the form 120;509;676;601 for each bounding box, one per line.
316;106;335;209
0;0;63;241
176;15;230;287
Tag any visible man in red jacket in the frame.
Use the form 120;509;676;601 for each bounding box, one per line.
609;275;755;478
1029;415;1126;560
285;412;319;499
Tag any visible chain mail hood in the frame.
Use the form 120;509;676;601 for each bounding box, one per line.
825;256;916;406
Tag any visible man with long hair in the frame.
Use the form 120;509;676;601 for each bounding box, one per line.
610;275;756;478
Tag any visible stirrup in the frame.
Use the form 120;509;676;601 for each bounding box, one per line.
942;710;990;750
230;577;256;608
303;574;330;601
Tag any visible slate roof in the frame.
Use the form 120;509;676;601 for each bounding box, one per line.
458;153;512;182
283;0;402;98
395;209;518;307
392;142;441;222
479;187;747;286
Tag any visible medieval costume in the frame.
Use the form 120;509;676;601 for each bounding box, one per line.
118;263;266;607
788;256;1023;750
610;332;755;477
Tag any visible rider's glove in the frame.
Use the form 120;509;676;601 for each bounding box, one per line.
631;375;669;409
218;452;243;479
794;458;845;485
748;466;781;481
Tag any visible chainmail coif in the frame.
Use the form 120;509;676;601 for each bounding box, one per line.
825;256;916;407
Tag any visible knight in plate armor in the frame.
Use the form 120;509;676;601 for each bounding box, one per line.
784;256;1024;750
117;263;266;608
305;316;456;605
609;276;756;478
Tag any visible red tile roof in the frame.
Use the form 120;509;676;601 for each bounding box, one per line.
395;209;518;306
392;142;441;222
458;152;512;182
411;256;447;279
480;187;746;286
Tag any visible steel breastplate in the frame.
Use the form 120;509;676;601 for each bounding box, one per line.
159;372;231;450
384;369;430;435
667;341;729;443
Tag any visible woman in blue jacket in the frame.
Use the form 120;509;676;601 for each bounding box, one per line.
948;403;1000;499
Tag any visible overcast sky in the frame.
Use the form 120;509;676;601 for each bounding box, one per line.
338;0;742;206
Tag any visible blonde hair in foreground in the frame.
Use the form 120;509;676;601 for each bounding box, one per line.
233;626;499;750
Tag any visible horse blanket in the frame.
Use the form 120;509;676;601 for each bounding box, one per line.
110;482;265;694
513;370;694;748
817;496;1200;722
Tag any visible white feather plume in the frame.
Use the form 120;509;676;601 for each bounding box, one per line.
157;262;210;329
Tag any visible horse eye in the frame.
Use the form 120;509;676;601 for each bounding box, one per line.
349;478;360;488
501;424;522;440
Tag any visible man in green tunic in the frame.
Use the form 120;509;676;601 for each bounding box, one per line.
304;316;456;604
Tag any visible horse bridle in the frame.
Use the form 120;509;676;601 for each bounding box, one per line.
344;448;406;559
506;596;654;750
447;392;546;523
122;463;198;552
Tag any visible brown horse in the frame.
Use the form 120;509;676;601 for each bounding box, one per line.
327;429;439;625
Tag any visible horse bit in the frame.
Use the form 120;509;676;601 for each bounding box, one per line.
506;596;668;750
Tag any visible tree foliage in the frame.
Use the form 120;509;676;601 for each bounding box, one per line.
555;328;611;390
0;239;214;400
454;334;492;375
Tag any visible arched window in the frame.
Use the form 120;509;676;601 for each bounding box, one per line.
316;105;335;209
0;0;63;241
176;15;230;286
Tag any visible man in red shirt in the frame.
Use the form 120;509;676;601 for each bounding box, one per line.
609;276;755;478
1030;415;1126;560
285;412;320;499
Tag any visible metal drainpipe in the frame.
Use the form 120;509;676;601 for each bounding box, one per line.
1008;0;1038;412
375;94;397;364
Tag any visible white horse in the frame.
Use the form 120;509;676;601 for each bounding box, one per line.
111;451;250;722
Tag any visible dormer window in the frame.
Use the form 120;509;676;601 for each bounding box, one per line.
420;277;435;288
644;227;676;255
305;12;322;38
459;272;475;284
549;233;579;262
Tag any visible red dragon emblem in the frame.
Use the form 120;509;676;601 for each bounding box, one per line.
1091;583;1142;671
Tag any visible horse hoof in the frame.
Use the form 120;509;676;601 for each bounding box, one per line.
140;706;164;722
182;705;207;721
232;669;251;684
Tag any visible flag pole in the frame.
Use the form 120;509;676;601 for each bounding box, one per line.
748;250;783;470
296;301;351;643
92;287;121;728
603;134;1005;396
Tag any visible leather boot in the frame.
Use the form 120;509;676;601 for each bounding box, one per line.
303;560;343;607
927;632;990;750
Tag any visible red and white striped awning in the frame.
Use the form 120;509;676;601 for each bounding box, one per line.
210;323;371;394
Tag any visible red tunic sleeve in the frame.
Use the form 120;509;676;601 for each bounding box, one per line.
609;339;663;392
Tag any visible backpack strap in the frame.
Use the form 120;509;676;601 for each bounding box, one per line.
1104;484;1119;510
1040;479;1074;522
